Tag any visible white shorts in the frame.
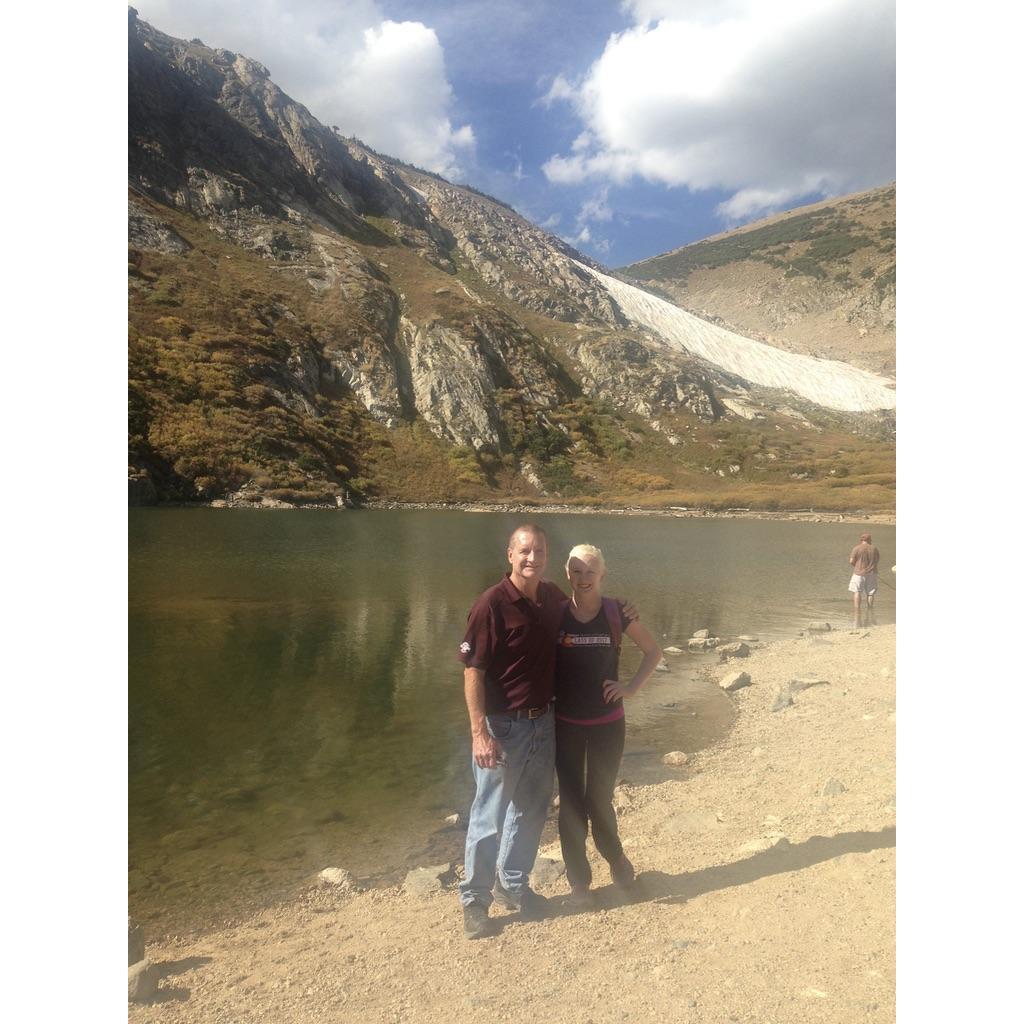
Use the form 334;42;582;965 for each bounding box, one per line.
849;573;878;596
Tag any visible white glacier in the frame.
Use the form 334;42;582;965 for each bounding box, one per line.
575;261;896;413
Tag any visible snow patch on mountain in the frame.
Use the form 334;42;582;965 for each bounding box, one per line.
575;262;897;413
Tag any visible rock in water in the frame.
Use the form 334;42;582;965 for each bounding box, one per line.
692;629;710;639
128;960;160;1003
662;751;689;767
807;622;832;633
719;671;752;692
663;646;683;654
688;638;708;651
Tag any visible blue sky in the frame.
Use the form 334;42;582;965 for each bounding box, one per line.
134;1;895;267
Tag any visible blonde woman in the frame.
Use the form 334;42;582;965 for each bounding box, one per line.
554;544;662;906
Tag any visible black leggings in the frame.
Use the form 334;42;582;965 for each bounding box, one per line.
555;717;626;888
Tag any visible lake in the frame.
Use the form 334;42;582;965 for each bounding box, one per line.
128;508;895;934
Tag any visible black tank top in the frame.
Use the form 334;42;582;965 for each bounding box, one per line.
554;600;633;720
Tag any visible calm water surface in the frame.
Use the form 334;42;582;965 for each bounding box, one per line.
129;509;895;934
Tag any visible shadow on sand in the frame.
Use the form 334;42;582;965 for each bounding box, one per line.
543;826;896;920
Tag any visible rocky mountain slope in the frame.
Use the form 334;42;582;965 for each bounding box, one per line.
128;10;895;510
619;187;896;377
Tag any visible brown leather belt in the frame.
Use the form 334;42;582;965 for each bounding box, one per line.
506;703;552;720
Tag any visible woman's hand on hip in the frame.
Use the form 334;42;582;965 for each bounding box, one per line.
603;679;634;702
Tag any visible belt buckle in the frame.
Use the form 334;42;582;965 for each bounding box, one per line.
527;705;544;720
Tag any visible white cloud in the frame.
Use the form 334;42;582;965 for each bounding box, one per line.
135;1;474;177
564;187;613;254
537;73;578;108
544;0;895;220
578;188;613;224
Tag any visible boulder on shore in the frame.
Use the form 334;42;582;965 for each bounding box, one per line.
318;867;355;891
718;642;750;662
719;671;752;692
662;751;689;767
790;677;830;692
404;863;452;898
738;834;791;855
771;686;795;712
128;959;160;1003
129;917;145;966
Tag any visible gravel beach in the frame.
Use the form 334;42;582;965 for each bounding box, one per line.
129;624;896;1023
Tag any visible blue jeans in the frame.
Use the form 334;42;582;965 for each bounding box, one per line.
459;711;555;907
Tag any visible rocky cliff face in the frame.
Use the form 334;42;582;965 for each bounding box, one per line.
128;11;895;509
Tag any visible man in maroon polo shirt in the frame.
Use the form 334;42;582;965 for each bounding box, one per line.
457;523;564;938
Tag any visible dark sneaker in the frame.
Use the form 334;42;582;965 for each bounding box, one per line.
463;903;491;939
610;854;635;888
492;880;550;921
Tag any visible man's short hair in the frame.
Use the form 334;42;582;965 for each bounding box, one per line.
860;533;872;543
508;523;547;550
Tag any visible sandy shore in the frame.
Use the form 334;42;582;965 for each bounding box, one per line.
130;625;896;1023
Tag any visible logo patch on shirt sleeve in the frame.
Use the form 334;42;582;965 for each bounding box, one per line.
459;641;472;654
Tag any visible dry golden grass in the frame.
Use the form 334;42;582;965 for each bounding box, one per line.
128;195;894;511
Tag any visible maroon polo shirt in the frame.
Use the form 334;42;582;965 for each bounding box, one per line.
458;575;568;713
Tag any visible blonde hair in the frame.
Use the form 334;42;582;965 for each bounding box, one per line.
565;543;606;573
